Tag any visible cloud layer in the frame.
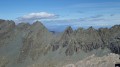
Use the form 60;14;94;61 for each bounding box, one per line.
17;12;58;22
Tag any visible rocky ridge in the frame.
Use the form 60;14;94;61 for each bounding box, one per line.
0;19;120;67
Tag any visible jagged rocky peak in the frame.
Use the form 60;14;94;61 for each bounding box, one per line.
18;21;53;62
75;27;84;34
59;26;73;43
64;26;73;34
59;26;73;42
110;24;120;33
30;21;48;32
0;19;15;34
98;27;110;36
32;21;45;27
17;23;31;30
0;19;120;67
17;22;30;27
51;26;74;51
0;19;15;47
0;19;15;29
111;24;120;29
87;26;95;31
99;27;109;32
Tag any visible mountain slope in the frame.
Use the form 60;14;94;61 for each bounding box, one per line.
0;19;119;67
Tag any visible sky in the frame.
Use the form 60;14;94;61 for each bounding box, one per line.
0;0;120;31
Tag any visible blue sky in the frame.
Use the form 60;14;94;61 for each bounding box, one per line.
0;0;120;31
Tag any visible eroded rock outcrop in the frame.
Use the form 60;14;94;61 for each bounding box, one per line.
63;53;120;67
18;21;53;63
0;19;15;47
0;19;119;67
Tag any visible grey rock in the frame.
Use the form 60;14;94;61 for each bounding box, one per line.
0;19;15;47
0;19;120;67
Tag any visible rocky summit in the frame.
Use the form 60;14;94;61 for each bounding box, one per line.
0;19;120;67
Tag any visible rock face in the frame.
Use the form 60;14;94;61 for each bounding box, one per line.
18;21;53;62
63;53;120;67
0;19;15;47
75;27;103;52
58;26;74;48
98;25;120;55
0;19;120;67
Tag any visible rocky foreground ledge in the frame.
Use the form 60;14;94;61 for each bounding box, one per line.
0;19;120;67
63;53;120;67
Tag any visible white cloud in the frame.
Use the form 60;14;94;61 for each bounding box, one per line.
43;14;120;29
17;12;58;23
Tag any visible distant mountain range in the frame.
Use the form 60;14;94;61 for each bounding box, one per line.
0;19;120;67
